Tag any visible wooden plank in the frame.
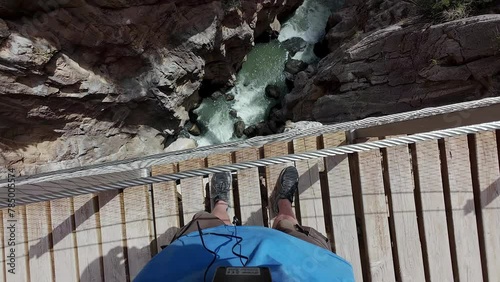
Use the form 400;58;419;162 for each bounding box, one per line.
98;190;127;282
178;159;206;224
323;132;363;282
263;141;291;226
357;149;395;282
385;144;425;281
234;148;264;226
414;140;454;281
151;164;180;251
207;153;235;219
444;135;483;282
474;131;500;280
25;202;54;282
3;205;29;281
293;136;326;233
73;194;103;282
123;185;154;280
50;197;79;282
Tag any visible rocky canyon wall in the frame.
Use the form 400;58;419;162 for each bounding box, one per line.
0;0;301;175
282;0;500;123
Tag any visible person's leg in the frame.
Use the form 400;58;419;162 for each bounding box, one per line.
210;172;232;225
272;166;332;251
272;199;298;228
212;200;231;225
170;172;232;242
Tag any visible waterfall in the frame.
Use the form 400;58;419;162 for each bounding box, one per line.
192;0;344;147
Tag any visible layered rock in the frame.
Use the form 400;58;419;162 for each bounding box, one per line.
284;11;500;123
0;0;302;175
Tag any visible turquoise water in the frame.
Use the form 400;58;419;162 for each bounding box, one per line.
192;0;345;146
193;42;288;146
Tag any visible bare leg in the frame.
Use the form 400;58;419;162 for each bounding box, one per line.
211;201;232;225
273;199;298;228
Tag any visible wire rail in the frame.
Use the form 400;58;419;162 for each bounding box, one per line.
4;95;500;187
3;121;500;207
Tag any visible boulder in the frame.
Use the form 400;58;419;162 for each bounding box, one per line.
265;84;282;100
164;138;198;153
281;37;307;55
255;122;274;136
225;93;235;101
284;59;308;75
212;91;224;100
243;125;257;138
229;109;238;118
186;122;201;136
268;107;286;125
234;120;246;138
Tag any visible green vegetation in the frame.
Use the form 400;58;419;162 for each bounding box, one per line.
430;58;440;66
415;0;494;21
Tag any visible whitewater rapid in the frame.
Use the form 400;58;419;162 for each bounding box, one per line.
192;0;344;147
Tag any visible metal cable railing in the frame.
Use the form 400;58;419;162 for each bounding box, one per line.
3;120;500;208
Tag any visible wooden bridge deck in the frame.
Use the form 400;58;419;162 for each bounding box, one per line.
2;127;499;282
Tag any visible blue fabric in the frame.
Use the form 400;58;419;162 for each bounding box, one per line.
135;225;354;282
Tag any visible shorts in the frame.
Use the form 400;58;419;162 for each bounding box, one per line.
171;211;331;252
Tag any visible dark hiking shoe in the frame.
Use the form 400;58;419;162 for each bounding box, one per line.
210;172;232;204
271;166;299;214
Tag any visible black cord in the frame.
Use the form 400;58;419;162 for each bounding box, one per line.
231;216;248;266
197;221;217;282
197;218;250;281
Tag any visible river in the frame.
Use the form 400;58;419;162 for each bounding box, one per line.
192;0;344;147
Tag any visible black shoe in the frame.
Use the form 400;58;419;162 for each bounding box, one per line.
210;172;232;204
271;166;299;214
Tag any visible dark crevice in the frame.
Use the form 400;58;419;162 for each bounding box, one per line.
438;139;460;282
258;165;269;228
348;152;371;282
380;147;402;282
409;143;432;282
467;134;489;282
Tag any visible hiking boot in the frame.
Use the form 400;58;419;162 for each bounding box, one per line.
271;166;299;214
210;172;232;204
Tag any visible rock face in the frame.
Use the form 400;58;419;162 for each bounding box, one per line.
284;11;500;123
0;0;302;175
324;0;417;52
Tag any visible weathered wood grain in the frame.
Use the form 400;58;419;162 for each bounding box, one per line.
357;149;395;282
414;140;454;281
234;148;263;226
293;136;326;234
385;144;425;281
123;185;154;280
444;135;483;282
50;197;79;282
323;132;363;282
151;164;180;251
178;159;206;224
473;131;500;281
73;194;103;282
26;202;53;282
98;190;127;282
